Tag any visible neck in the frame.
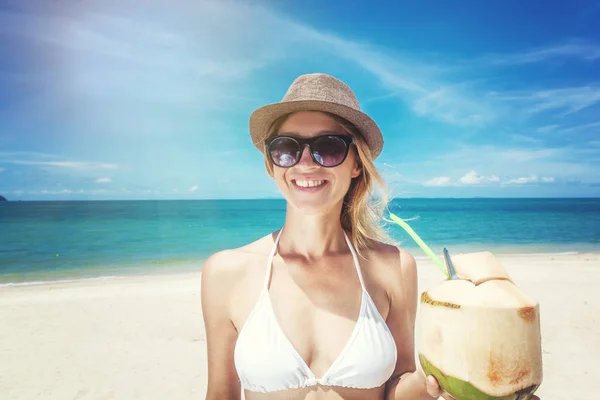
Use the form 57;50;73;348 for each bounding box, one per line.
278;202;349;260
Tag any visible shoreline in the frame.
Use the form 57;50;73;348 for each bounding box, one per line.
2;248;599;287
1;249;598;288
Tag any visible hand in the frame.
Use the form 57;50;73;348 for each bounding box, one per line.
425;375;541;400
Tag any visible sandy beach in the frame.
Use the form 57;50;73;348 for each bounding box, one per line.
1;252;599;400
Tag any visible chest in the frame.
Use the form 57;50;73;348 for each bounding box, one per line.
231;254;391;379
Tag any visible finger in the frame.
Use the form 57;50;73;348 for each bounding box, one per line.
424;375;443;397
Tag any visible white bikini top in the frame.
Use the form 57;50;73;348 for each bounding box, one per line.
233;229;398;393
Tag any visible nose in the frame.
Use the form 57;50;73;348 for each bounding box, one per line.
296;144;318;168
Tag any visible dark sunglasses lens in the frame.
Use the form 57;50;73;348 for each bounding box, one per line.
269;137;300;167
313;136;349;166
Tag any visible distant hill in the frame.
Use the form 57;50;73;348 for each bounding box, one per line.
0;195;7;201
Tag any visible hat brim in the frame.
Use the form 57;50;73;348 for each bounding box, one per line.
249;100;383;159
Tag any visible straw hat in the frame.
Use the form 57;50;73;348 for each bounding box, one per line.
249;73;384;159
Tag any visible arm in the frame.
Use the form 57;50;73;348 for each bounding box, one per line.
384;248;437;400
201;251;242;400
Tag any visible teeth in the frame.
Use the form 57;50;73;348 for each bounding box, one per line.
295;180;326;188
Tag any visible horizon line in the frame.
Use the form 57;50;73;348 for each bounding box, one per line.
2;196;600;202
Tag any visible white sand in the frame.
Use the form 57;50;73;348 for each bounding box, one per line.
1;252;599;400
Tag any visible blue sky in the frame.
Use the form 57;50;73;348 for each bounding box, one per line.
0;0;599;200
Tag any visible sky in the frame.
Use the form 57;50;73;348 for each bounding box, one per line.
0;0;599;200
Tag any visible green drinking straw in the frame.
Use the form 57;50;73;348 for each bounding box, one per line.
388;212;449;278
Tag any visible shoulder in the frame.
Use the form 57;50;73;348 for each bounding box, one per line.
201;232;276;280
201;232;276;305
367;241;417;284
365;241;418;306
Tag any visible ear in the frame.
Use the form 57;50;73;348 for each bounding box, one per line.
351;158;362;179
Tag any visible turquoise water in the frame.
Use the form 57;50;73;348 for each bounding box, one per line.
1;198;599;284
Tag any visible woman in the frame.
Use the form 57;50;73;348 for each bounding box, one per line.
201;73;542;400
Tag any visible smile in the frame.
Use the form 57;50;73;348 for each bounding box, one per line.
292;179;329;192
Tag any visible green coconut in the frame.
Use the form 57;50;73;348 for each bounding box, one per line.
420;355;539;400
418;251;543;400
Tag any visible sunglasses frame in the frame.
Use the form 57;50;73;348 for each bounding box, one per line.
265;134;354;168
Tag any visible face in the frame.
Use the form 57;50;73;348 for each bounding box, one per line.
270;111;361;213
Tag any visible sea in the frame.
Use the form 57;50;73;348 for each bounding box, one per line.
1;198;599;285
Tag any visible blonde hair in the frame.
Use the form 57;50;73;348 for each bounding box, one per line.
261;112;393;257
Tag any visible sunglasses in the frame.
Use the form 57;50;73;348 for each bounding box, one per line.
265;134;354;168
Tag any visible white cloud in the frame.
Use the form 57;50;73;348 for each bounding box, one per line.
497;86;600;117
424;176;452;186
96;177;112;183
326;38;600;127
558;121;600;134
422;172;555;187
189;185;199;192
411;86;492;126
480;41;600;66
433;145;592;180
302;30;600;129
505;175;555;184
506;175;538;184
311;34;496;126
460;170;485;185
0;167;4;173
8;160;118;170
40;189;74;194
530;86;600;116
